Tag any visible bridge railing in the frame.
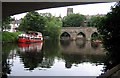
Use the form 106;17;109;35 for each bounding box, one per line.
62;27;97;29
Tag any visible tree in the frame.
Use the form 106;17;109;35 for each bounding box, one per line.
19;12;62;39
100;2;120;46
85;16;105;40
62;13;86;27
2;16;12;31
46;16;62;39
18;50;44;70
19;11;46;33
87;16;105;28
99;2;120;73
40;13;62;39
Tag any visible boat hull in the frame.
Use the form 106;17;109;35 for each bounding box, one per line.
18;38;43;43
18;32;43;43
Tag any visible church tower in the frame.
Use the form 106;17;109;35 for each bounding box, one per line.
67;8;73;15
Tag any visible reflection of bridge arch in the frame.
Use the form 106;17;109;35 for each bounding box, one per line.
60;40;105;55
76;39;86;49
60;40;71;48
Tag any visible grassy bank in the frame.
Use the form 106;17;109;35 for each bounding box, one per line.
2;31;22;43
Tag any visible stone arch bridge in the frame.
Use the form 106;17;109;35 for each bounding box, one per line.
60;27;98;40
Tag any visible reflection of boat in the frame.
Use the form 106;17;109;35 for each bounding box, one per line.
18;31;43;43
92;40;102;43
18;43;30;47
18;42;43;52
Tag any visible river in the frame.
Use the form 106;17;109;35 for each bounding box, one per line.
2;39;106;77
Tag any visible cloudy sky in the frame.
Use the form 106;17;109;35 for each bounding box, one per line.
11;2;116;20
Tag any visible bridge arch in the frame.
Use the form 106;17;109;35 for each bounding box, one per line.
91;32;99;40
61;27;98;40
76;32;86;39
60;32;71;40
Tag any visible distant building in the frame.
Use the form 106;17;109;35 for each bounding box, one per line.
67;8;73;15
9;19;21;32
85;14;105;20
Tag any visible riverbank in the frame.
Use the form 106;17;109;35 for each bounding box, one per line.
2;31;22;43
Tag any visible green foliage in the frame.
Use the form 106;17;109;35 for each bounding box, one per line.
2;16;12;31
19;11;46;33
19;12;62;39
40;13;62;39
99;2;120;72
2;31;22;42
62;13;86;27
46;17;62;39
2;43;18;75
18;51;43;70
99;2;120;45
87;16;105;28
87;16;106;40
2;43;18;60
43;39;60;58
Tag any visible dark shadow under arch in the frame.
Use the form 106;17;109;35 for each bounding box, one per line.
60;32;71;40
77;32;86;39
91;32;99;40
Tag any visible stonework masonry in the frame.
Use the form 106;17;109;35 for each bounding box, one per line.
61;27;98;40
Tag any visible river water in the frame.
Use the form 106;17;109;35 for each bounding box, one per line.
2;39;106;76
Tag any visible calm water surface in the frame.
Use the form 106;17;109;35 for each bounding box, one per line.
2;39;106;76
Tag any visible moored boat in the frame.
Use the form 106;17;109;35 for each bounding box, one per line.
18;31;43;43
92;39;102;43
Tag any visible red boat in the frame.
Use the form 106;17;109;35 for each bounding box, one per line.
18;31;43;43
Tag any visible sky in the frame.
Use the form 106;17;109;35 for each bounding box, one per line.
11;2;116;20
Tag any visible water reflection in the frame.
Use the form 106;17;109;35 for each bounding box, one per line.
60;39;104;55
2;43;17;77
2;39;106;76
18;42;43;70
18;42;43;52
76;38;86;49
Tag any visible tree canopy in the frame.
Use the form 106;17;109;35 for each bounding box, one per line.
87;16;105;28
18;12;62;39
99;2;120;73
62;13;86;27
19;11;46;33
2;16;12;31
99;2;120;45
40;13;62;39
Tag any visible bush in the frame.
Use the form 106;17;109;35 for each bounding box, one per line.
2;31;22;43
